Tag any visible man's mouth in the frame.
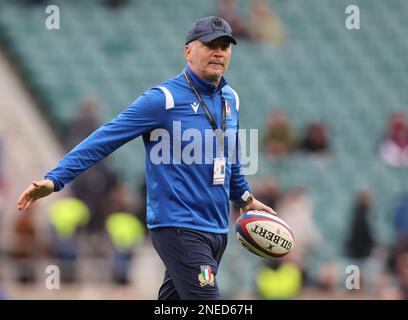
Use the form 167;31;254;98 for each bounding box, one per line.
209;62;224;67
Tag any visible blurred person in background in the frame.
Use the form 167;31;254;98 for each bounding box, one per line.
344;189;377;291
70;163;119;234
373;269;403;300
263;108;297;160
66;100;120;235
344;190;376;260
21;0;46;5
17;16;275;300
379;112;408;167
104;183;144;285
299;122;331;158
387;192;408;281
12;209;39;284
106;212;145;285
104;182;141;222
317;261;340;294
229;175;281;224
65;100;101;151
390;192;408;255
252;184;303;299
256;258;303;300
394;252;408;299
251;175;282;210
104;0;127;9
248;0;286;45
217;0;252;40
47;198;90;283
276;187;321;284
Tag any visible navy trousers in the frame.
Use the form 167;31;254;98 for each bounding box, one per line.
150;227;228;300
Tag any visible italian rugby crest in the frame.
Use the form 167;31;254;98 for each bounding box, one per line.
198;265;215;287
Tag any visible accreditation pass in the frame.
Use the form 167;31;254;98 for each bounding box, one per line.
213;157;226;185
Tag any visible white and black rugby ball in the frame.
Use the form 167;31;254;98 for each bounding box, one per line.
236;210;295;258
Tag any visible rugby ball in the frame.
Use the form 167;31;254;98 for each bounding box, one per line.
235;210;294;259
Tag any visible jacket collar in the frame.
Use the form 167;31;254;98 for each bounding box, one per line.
185;65;227;95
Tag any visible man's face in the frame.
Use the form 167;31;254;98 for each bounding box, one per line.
185;37;232;85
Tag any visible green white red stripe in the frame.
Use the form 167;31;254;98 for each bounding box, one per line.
201;266;212;281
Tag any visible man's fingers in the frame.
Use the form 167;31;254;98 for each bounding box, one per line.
264;206;277;215
17;193;26;209
18;201;26;211
17;191;31;210
19;195;32;211
25;199;35;211
17;183;40;211
17;179;55;211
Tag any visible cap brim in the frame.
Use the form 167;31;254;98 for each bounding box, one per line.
198;32;237;45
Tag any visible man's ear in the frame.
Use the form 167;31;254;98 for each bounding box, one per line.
184;44;193;63
184;44;192;63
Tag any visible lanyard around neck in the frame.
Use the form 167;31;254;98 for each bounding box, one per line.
183;70;226;148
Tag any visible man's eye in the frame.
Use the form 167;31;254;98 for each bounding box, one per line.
207;44;229;50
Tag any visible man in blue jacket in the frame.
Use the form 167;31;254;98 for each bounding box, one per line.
18;16;275;299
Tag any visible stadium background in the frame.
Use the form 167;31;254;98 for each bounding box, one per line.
0;0;407;299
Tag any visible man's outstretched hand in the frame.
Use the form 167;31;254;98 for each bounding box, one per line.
17;179;54;211
240;197;277;215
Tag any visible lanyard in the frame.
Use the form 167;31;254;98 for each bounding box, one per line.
183;70;226;151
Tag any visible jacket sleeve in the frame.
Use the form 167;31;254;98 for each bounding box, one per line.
45;88;165;191
228;93;252;204
229;128;252;205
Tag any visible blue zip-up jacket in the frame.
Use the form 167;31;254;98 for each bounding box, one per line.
45;66;251;233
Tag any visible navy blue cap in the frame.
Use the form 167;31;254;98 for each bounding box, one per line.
185;16;237;45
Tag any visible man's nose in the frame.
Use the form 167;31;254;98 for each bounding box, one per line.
212;47;224;56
